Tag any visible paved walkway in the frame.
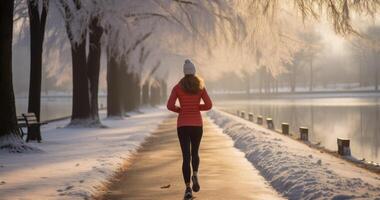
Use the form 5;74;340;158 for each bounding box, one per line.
101;116;284;200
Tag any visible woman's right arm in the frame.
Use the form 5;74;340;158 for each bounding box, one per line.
167;86;180;113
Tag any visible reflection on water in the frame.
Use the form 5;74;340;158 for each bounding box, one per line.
15;96;107;121
216;97;380;163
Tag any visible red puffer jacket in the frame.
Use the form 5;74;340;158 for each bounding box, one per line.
166;84;212;127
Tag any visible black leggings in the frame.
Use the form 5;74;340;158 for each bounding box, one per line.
177;126;203;184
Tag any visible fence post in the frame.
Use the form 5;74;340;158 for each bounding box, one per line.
257;115;263;125
281;123;289;135
237;110;240;116
240;111;245;119
266;118;274;129
248;113;254;122
337;138;351;156
299;127;308;141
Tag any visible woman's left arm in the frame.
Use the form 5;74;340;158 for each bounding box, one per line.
200;88;212;111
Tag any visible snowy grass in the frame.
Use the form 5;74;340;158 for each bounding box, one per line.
0;134;43;153
208;109;380;200
0;107;169;200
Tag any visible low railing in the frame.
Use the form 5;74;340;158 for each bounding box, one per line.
235;110;351;156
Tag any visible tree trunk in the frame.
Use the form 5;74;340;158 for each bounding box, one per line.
87;17;103;123
359;54;363;87
133;74;141;108
259;68;263;94
142;81;150;105
160;79;167;103
275;79;278;93
0;0;17;138
290;65;296;93
244;73;250;94
70;40;91;122
128;73;139;111
27;0;48;138
0;0;34;152
265;69;270;94
150;83;161;106
118;59;135;113
122;71;134;112
107;54;123;117
375;51;379;91
150;85;155;106
309;58;313;92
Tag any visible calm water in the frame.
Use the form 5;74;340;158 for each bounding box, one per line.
216;97;380;163
15;96;107;121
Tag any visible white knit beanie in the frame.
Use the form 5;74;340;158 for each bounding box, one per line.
183;59;196;75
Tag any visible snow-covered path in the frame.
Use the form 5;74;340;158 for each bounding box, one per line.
102;116;283;200
0;108;169;200
208;109;380;199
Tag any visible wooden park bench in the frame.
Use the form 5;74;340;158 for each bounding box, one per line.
17;113;47;143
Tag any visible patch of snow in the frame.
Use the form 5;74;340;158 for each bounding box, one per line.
208;109;380;200
65;118;106;128
0;134;42;153
0;107;169;200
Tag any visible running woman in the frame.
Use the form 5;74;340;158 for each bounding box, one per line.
166;59;212;199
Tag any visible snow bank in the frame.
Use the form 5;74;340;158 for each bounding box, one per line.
0;107;169;200
208;110;380;200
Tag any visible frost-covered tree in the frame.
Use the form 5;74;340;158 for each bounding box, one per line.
285;30;322;92
301;31;322;91
57;0;91;125
365;26;380;90
56;0;105;126
350;26;380;90
350;35;372;87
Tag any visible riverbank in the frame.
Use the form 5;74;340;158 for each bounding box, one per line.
225;109;380;173
214;97;380;165
0;107;168;200
208;109;380;199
